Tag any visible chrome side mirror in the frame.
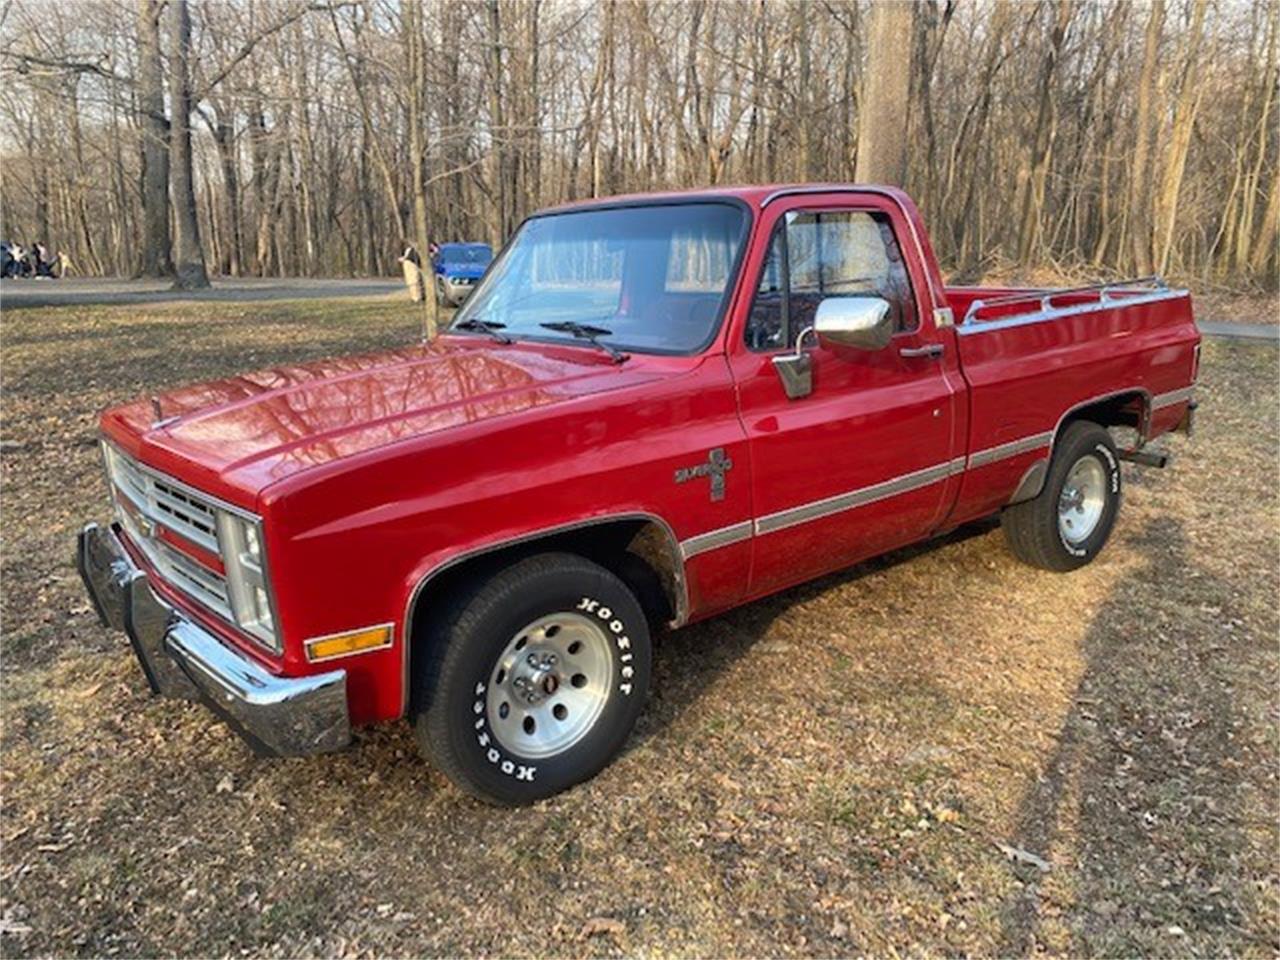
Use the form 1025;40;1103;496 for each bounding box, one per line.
814;296;893;351
770;296;894;400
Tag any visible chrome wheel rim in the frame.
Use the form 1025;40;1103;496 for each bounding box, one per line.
485;612;612;759
1058;456;1107;545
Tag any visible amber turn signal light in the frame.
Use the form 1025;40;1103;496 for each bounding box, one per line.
304;624;393;663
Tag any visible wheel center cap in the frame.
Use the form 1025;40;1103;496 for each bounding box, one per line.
513;650;562;704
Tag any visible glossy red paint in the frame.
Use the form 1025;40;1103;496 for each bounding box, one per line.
94;186;1200;728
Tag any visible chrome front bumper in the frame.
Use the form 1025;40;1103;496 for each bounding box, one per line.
76;522;350;757
441;277;474;304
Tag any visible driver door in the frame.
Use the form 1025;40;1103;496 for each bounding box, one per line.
728;195;963;597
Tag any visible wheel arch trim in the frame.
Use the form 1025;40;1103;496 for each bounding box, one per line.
1004;387;1155;505
397;512;688;719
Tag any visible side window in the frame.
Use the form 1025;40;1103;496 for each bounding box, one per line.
744;209;918;352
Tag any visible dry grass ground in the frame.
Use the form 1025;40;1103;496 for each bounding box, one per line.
1;298;1277;958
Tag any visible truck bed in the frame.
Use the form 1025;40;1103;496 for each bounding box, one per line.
940;277;1200;526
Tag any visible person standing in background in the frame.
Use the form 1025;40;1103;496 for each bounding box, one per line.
399;241;425;302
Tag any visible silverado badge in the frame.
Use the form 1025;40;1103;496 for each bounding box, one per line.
674;448;733;502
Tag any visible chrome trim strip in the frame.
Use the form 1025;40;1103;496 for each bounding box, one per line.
956;288;1188;335
398;511;689;719
754;458;960;536
968;431;1054;469
1151;386;1195;410
679;520;753;560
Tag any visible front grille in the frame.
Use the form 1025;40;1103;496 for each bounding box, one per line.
103;445;232;621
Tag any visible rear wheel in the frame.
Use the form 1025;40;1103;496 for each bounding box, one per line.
1001;420;1121;571
413;553;651;805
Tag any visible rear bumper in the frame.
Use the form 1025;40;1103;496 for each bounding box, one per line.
76;522;350;757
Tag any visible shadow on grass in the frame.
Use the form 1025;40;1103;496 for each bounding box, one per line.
635;516;1001;748
996;516;1261;954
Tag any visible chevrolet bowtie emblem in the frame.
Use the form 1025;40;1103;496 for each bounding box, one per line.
674;448;733;502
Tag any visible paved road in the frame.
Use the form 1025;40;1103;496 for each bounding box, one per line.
3;279;1275;343
1197;320;1279;341
0;276;405;309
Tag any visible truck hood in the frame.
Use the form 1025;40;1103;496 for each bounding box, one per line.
102;339;660;499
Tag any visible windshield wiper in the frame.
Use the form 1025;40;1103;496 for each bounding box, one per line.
539;321;629;363
453;317;513;344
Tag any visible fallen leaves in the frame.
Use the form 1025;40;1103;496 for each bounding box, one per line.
995;841;1052;873
0;312;1275;958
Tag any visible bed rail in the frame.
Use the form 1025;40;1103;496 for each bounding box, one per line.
961;276;1177;327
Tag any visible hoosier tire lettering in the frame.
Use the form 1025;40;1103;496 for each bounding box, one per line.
472;682;537;781
577;595;636;695
414;552;652;806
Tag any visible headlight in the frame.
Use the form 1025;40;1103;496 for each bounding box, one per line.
216;511;280;652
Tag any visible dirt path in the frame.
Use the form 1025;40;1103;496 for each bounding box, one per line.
1;299;1276;957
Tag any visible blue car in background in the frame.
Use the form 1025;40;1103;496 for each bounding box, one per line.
433;242;493;306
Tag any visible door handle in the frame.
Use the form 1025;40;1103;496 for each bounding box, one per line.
899;343;945;359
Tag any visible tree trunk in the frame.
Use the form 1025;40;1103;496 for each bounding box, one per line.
136;0;172;278
1127;0;1164;276
213;114;242;276
855;1;914;185
1016;0;1071;265
487;0;507;243
1250;164;1280;276
168;0;210;288
1154;0;1207;275
403;0;439;340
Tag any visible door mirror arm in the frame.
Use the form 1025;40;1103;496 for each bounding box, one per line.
771;325;816;400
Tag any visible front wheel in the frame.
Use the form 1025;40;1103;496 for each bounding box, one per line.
413;553;651;805
1001;420;1122;572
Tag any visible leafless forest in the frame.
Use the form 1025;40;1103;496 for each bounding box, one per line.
0;0;1276;289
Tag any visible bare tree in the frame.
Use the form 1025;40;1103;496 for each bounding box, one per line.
136;0;172;278
855;1;914;184
0;0;1274;289
1127;0;1164;277
167;0;209;288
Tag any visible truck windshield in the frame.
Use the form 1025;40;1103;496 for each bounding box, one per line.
451;202;747;354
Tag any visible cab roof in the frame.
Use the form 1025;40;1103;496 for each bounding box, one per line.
538;183;903;215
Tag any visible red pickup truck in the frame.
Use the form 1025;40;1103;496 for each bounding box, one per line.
78;185;1199;804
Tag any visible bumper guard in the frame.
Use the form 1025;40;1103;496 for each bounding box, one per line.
76;522;351;757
